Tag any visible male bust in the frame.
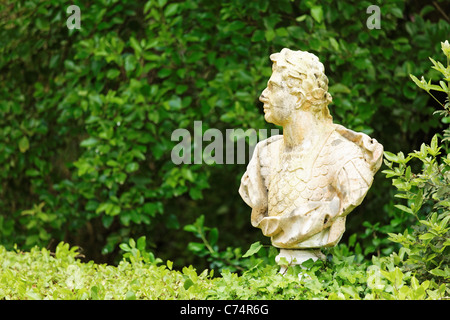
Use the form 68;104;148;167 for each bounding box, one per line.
239;48;383;267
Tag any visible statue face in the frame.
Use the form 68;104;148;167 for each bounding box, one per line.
259;67;299;126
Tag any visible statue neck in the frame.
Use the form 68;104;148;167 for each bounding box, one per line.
282;109;334;151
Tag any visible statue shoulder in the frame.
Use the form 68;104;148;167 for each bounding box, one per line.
313;125;383;191
254;134;283;166
255;134;283;151
333;124;383;173
315;125;383;177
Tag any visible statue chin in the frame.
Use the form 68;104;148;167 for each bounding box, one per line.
263;112;280;126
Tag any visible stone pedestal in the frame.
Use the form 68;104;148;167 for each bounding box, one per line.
275;249;325;273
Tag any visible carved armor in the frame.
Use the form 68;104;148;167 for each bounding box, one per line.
239;124;383;249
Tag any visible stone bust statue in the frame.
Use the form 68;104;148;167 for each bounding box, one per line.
239;48;383;270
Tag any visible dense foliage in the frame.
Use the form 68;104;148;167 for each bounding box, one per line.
383;40;450;283
0;241;447;300
0;0;449;299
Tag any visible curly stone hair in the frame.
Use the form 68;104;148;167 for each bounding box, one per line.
269;48;333;121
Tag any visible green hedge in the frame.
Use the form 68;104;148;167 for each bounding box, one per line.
1;0;450;268
0;242;448;300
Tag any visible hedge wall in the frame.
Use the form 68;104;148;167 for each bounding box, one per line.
1;0;449;269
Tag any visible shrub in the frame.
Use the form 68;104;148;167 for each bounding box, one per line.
383;40;450;283
0;241;448;300
1;0;449;267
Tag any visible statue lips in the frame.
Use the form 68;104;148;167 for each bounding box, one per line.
261;101;270;116
260;94;269;113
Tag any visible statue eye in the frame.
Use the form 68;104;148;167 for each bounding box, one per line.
269;81;281;89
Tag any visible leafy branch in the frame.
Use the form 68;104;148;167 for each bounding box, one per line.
184;215;245;272
383;40;450;282
410;41;450;110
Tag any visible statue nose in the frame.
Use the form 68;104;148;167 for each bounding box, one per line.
260;91;268;102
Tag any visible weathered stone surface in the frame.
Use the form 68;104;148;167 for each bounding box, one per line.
239;48;383;267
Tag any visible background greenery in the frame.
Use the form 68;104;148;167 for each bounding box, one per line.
0;0;449;278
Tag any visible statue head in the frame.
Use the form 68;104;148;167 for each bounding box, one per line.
259;48;333;126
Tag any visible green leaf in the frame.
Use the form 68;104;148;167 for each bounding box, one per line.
265;29;275;42
125;162;139;173
390;7;403;19
80;137;99;148
106;160;119;167
384;151;399;162
394;204;413;214
119;243;131;252
25;289;42;300
18;136;30;153
310;6;323;23
295;15;307;22
208;228;219;247
329;83;351;94
187;242;205;254
164;3;179;17
183;224;197;233
429;267;448;277
183;278;194;290
125;290;136;300
348;233;357;247
251;30;265;42
137;236;146;251
430;134;439;153
36;18;50;31
90;286;100;299
124;55;137;72
329;37;340;51
419;233;435;241
242;241;262;258
410;74;424;89
157;68;171;78
129;37;142;56
106;69;120;79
